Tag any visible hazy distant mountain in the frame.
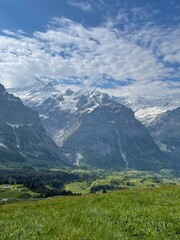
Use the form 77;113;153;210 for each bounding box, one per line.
9;80;59;109
114;94;180;126
0;83;66;168
149;107;180;169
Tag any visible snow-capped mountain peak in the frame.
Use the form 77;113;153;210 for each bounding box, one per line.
7;82;171;170
39;88;112;115
114;93;180;126
9;80;60;108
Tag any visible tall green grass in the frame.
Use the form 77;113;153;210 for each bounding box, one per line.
0;186;180;240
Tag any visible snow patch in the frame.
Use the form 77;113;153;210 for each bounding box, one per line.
19;151;27;158
74;152;83;166
160;144;172;153
39;114;49;119
7;122;33;128
135;107;167;126
0;143;8;149
7;122;22;129
109;120;115;124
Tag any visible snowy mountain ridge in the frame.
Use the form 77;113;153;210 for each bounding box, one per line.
114;93;180;126
6;80;174;170
9;80;60;108
10;80;180;127
10;80;114;115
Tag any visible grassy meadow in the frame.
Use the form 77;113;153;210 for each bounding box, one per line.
0;186;180;240
0;184;39;203
65;170;179;194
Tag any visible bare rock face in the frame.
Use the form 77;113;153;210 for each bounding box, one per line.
0;84;66;168
36;89;169;170
149;107;180;169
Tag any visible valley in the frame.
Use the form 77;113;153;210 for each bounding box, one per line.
0;168;179;203
0;1;179;239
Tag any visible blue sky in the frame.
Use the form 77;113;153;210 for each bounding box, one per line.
0;0;179;98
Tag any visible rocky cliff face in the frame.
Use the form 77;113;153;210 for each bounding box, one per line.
36;89;169;170
0;84;66;168
149;107;180;169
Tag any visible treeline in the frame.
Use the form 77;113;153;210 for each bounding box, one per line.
0;169;81;185
0;169;94;198
23;181;77;198
89;178;137;193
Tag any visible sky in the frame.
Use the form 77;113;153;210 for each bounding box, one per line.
0;0;180;98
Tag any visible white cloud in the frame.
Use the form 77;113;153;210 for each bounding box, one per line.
67;0;93;12
1;29;17;36
0;14;179;99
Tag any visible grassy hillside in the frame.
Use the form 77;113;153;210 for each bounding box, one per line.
0;186;179;240
0;184;39;202
65;170;179;194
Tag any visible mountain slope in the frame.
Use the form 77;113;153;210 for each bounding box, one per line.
10;80;180;127
114;94;180;126
149;107;180;169
0;84;66;168
36;89;169;170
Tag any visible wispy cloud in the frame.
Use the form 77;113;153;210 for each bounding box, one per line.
1;29;26;38
0;7;179;99
67;0;93;12
1;29;17;36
